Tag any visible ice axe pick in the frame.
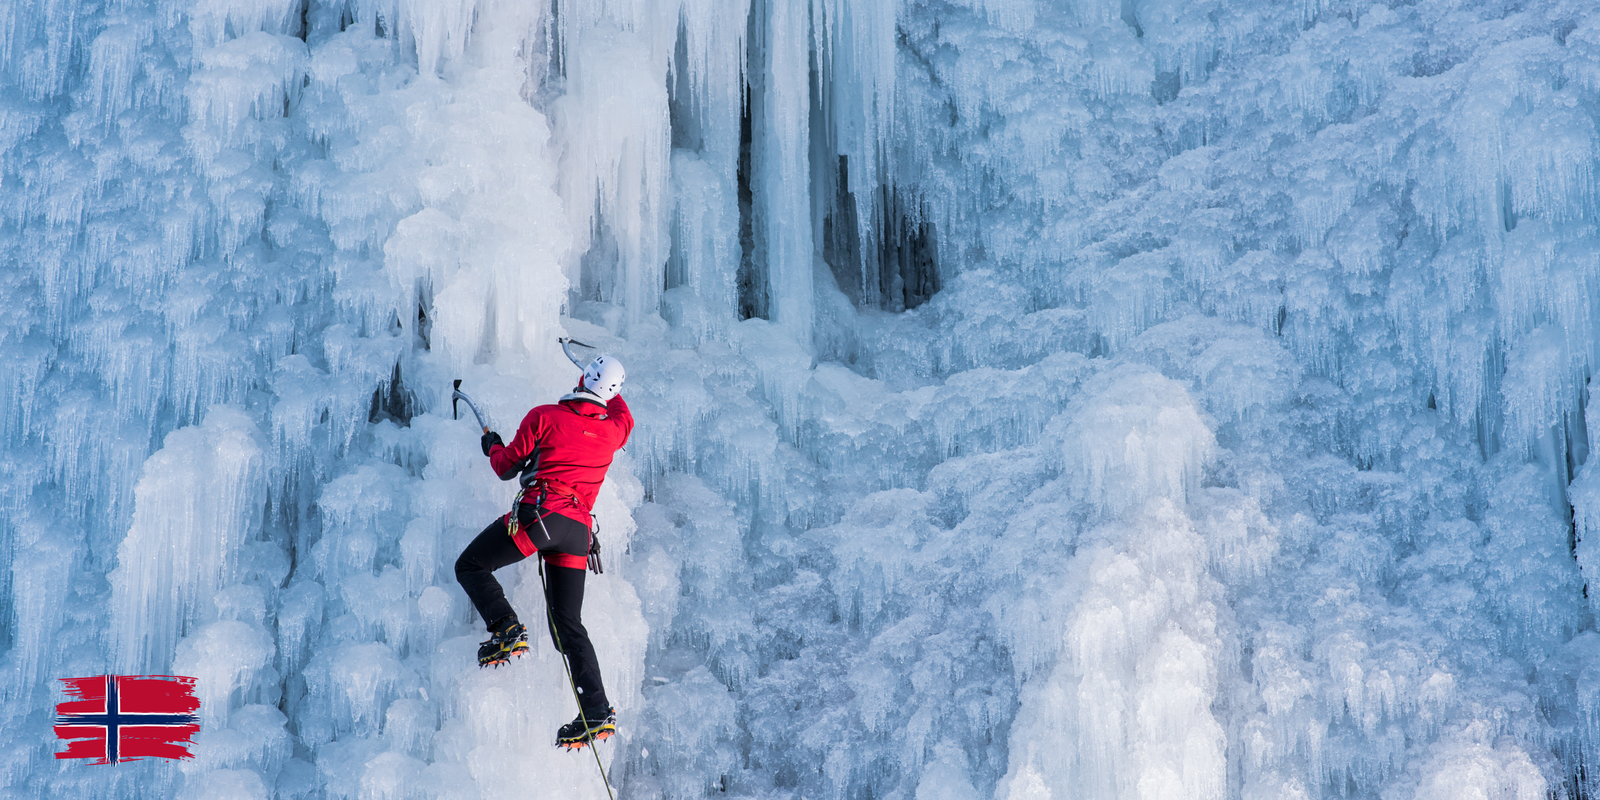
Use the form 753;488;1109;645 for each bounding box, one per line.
451;380;490;433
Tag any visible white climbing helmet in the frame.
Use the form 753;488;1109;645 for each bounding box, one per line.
579;355;626;403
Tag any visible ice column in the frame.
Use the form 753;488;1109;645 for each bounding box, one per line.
675;0;750;185
670;151;742;334
752;0;814;345
812;0;897;302
555;10;672;330
668;0;749;330
110;406;266;673
1001;367;1224;800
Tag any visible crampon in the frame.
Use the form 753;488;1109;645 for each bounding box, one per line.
556;708;616;750
477;621;529;668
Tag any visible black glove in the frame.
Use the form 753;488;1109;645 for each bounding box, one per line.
480;431;503;457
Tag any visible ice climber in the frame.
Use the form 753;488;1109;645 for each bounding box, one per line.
454;354;632;750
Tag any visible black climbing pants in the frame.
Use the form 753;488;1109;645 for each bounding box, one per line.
455;507;610;712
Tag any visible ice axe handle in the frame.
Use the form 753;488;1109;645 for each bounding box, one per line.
450;382;490;433
559;337;593;370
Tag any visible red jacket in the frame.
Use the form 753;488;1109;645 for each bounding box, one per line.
488;394;633;535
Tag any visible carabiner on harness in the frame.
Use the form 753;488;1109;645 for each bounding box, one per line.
505;486;528;541
587;519;604;575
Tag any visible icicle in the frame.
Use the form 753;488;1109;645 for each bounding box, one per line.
172;618;275;730
751;0;813;345
1055;365;1215;516
672;0;749;329
84;20;154;130
1502;326;1583;456
669;150;740;332
6;516;75;695
184;32;308;167
402;0;479;76
189;0;301;52
555;1;675;331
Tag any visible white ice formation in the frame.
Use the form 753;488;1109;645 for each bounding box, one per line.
5;0;1600;798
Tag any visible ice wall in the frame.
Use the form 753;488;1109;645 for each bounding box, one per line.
0;0;651;794
6;0;1600;798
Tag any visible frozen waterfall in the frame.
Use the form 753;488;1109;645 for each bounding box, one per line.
5;0;1600;798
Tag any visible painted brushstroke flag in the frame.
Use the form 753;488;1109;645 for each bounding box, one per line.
54;675;200;763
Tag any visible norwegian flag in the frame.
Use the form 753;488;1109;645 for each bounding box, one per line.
54;675;200;764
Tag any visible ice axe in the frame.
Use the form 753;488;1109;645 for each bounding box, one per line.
451;380;489;433
559;337;596;370
454;338;591;429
